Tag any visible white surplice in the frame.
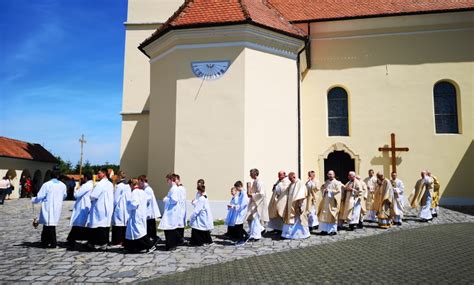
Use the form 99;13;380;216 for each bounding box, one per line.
31;179;67;226
70;180;93;227
112;181;131;226
126;189;148;240
87;178;114;228
190;193;214;231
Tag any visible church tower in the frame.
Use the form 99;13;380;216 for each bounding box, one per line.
120;0;183;178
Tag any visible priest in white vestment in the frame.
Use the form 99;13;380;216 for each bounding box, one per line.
111;171;131;246
159;173;181;251
87;168;114;249
31;171;67;248
246;168;268;241
139;175;161;244
390;172;405;226
124;179;155;253
268;171;290;233
67;172;93;247
189;180;214;246
281;172;310;239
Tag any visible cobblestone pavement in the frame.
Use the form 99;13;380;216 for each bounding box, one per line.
145;223;474;284
0;199;472;284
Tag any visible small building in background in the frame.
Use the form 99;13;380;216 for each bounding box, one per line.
0;136;58;199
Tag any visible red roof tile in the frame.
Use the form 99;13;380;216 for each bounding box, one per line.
268;0;474;22
140;0;307;50
0;137;58;163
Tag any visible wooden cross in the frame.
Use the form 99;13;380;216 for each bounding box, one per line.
378;133;409;173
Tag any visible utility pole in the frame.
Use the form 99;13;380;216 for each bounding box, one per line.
79;134;87;177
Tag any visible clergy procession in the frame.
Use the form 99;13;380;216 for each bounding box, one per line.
30;167;441;253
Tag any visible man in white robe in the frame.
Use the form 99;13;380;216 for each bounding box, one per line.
306;170;321;231
159;173;181;251
67;172;93;248
87;168;114;250
246;168;268;241
363;169;378;222
111;171;131;246
390;172;405;226
317;170;343;235
281;172;310;239
342;171;364;231
267;171;290;233
31;171;67;248
139;175;161;244
124;179;156;253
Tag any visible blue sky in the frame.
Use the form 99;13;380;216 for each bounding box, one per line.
0;0;128;165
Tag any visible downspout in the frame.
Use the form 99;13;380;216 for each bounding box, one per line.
297;24;311;179
296;45;305;179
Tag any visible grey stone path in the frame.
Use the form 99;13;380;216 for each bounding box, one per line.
144;223;474;284
0;199;472;284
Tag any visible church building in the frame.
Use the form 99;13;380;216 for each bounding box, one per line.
120;0;473;217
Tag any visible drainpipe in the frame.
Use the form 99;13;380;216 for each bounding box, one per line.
296;45;305;179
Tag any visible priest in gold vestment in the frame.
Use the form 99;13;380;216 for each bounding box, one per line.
341;171;364;231
268;171;290;233
363;169;378;222
317;170;342;235
281;172;310;239
373;172;393;229
305;170;321;231
410;171;433;222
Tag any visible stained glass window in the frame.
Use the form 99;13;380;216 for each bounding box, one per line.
434;81;459;134
328;87;349;136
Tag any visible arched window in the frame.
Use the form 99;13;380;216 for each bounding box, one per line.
327;87;349;136
433;81;459;134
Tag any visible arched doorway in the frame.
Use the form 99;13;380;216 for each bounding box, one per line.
32;170;42;196
318;143;360;184
44;170;52;183
19;169;31;198
324;151;355;184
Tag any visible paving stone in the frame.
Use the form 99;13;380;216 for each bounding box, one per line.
1;199;472;284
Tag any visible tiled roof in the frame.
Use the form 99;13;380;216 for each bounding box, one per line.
268;0;474;22
140;0;474;50
140;0;307;50
0;137;58;163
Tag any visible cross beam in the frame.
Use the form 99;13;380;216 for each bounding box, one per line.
378;133;409;173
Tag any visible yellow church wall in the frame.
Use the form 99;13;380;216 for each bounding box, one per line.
147;52;178;200
244;48;299;201
142;24;304;216
126;0;183;24
301;12;473;204
120;114;149;178
147;47;246;202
